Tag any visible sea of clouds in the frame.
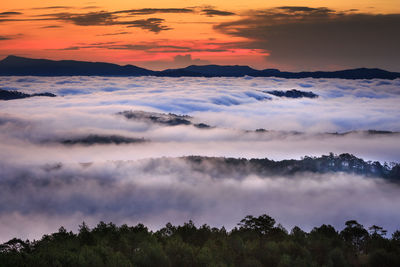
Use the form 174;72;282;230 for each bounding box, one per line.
0;76;399;241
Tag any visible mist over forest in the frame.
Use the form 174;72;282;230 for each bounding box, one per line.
1;76;400;245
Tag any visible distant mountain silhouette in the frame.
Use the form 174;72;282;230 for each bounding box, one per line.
0;55;155;76
159;65;260;77
1;55;399;79
168;65;400;79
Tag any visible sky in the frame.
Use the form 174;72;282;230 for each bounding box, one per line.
1;0;399;70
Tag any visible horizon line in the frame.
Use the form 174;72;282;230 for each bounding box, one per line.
2;54;399;74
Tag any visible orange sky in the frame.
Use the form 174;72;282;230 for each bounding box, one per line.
1;0;399;70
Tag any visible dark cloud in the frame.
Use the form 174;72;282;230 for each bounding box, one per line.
31;6;99;10
122;18;169;32
0;12;23;16
54;42;229;53
32;11;170;32
56;46;80;50
41;11;115;26
215;7;400;71
0;18;26;23
0;34;23;41
82;6;100;10
32;6;72;10
113;8;194;15
97;31;130;36
277;6;334;14
28;12;165;32
54;42;183;51
201;9;235;17
0;6;231;34
34;8;194;28
105;43;186;50
40;25;62;29
81;41;119;45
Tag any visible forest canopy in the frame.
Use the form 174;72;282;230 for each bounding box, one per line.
1;214;399;267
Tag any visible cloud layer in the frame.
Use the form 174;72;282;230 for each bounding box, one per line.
0;76;400;242
0;158;399;242
1;76;400;163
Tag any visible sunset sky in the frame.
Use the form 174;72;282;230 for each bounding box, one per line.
1;0;399;70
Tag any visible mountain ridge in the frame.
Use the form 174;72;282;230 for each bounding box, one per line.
1;55;399;79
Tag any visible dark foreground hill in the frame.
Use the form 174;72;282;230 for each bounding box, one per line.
1;55;400;79
1;214;399;267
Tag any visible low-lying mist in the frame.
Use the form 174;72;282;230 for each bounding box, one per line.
0;157;399;242
1;76;400;242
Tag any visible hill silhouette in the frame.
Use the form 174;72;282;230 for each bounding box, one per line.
1;55;399;79
0;55;155;76
0;88;56;100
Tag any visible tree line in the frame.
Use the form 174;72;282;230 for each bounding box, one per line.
1;214;399;266
185;153;400;181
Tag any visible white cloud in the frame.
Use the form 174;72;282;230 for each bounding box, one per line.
0;159;399;242
0;76;400;242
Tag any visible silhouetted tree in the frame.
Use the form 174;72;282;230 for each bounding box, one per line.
341;220;369;252
238;214;276;235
